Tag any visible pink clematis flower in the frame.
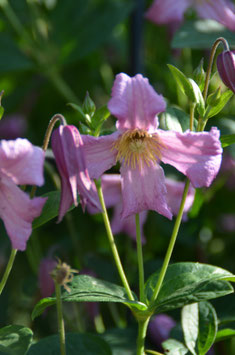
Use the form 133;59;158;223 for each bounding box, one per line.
146;0;235;32
51;125;100;222
0;138;46;251
82;73;222;219
88;174;195;242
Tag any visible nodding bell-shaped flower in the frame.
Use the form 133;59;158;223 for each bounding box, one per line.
82;73;222;219
0;138;46;251
51;125;100;222
217;50;235;94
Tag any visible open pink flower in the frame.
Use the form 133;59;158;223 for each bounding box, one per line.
88;174;195;242
51;125;100;222
146;0;235;32
83;73;222;219
0;138;46;250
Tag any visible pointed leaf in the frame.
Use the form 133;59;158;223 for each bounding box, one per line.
220;134;235;148
145;263;235;314
32;275;147;320
216;328;235;342
168;65;195;102
91;105;110;135
160;107;196;133
205;90;233;119
182;303;198;355
197;302;217;355
188;78;205;116
32;191;76;229
162;339;189;355
0;325;33;355
27;333;111;355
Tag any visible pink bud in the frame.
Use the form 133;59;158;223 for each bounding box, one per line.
217;50;235;94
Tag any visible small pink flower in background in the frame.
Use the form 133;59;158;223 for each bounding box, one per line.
51;125;101;222
148;314;176;347
39;258;57;298
146;0;235;32
0;138;46;251
0;114;27;140
217;50;235;94
83;73;222;219
88;174;195;242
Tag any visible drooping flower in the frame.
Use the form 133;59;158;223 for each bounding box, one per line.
0;138;46;250
51;125;100;222
146;0;235;32
82;73;222;219
217;50;235;94
87;174;195;242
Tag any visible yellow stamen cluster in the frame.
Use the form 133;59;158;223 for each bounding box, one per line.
112;129;163;170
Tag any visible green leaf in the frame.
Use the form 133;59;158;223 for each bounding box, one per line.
188;78;205;117
216;328;235;342
162;339;189;355
32;275;147;320
26;333;111;355
172;20;235;49
220;134;235;148
91;105;110;135
160;107;196;132
182;303;198;355
101;327;137;355
0;325;33;355
32;191;75;229
145;262;235;314
168;64;195;102
145;350;164;355
205;91;233;119
67;103;90;126
197;302;217;355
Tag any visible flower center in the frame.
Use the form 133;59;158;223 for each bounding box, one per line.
112;129;163;170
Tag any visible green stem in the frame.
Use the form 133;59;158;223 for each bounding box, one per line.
189;103;196;131
0;248;17;296
150;179;190;304
95;180;134;301
136;317;150;355
135;214;145;303
55;282;66;355
203;37;230;101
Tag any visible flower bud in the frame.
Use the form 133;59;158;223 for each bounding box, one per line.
217;50;235;94
82;91;96;118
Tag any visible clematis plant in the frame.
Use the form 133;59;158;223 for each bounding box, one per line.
146;0;235;32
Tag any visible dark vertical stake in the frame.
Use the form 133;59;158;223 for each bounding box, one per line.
129;0;145;75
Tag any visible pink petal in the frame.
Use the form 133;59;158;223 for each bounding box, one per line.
165;178;195;219
120;162;172;219
0;138;45;186
145;0;191;25
108;73;166;131
0;174;46;251
159;127;222;188
82;132;119;179
195;0;235;31
52;125;100;222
